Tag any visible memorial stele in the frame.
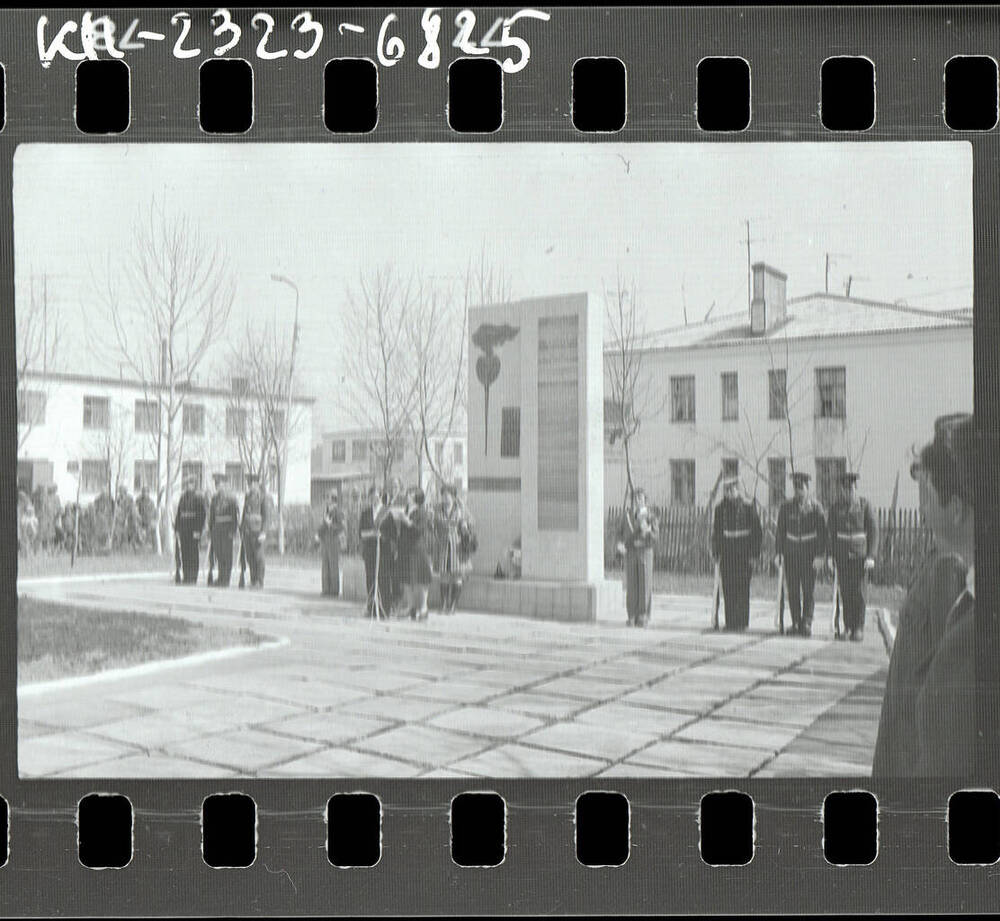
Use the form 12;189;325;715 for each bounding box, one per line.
465;292;622;622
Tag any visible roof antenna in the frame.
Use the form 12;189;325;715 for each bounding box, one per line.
682;276;689;326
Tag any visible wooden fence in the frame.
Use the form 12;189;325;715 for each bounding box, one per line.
605;503;933;587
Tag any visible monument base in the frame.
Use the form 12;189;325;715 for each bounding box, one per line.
338;560;623;623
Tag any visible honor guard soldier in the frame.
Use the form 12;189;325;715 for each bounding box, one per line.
208;473;240;587
239;472;269;589
775;472;828;637
710;475;763;631
174;474;207;584
828;471;878;641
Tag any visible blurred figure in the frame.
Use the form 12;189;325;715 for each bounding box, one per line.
401;487;434;621
873;413;976;777
617;487;658;627
359;485;387;618
384;476;407;610
240;472;269;589
174;474;206;584
136;485;157;548
316;490;345;597
711;476;763;631
436;485;475;614
17;490;38;555
209;473;240;587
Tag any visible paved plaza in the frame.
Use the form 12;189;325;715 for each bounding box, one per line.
18;568;888;778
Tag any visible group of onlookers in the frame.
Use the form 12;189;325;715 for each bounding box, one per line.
353;476;477;621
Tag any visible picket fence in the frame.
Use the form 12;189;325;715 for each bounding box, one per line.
605;503;932;587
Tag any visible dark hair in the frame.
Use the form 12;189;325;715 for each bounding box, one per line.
913;414;975;508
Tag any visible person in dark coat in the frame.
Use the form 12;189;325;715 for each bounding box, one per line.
874;413;977;777
174;475;207;584
383;476;407;610
359;486;386;618
209;473;240;587
401;487;435;621
617;487;659;627
436;485;476;614
136;485;156;547
710;476;763;631
239;472;269;589
775;471;828;637
316;491;345;597
828;472;878;642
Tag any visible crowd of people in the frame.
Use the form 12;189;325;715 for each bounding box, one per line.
359;476;478;622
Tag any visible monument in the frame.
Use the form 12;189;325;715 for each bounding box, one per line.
462;292;621;622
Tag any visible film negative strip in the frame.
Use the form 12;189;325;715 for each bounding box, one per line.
1;4;999;915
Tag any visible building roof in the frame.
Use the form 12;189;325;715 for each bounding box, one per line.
625;292;973;352
22;369;316;404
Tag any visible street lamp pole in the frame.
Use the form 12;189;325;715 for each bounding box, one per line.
271;273;300;556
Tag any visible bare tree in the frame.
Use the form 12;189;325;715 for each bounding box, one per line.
604;271;667;512
88;199;236;554
16;273;61;453
224;318;309;551
340;267;418;489
86;404;133;549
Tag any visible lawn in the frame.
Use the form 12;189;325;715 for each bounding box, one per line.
18;596;269;684
17;550;172;580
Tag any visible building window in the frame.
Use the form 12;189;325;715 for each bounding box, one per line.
670;376;696;422
134;460;157;492
134;399;160;434
722;457;739;481
81;459;109;493
351;439;368;462
604;396;634;444
768;369;787;420
225;462;245;493
331;440;346;462
815;366;847;419
181;461;204;491
500;407;521;458
768;458;786;507
231;376;249;394
721;372;739;421
225;407;247;438
82;395;110;430
454;441;464;465
670;459;696;506
182;403;205;435
18;390;46;426
434;440;444;466
815;457;847;509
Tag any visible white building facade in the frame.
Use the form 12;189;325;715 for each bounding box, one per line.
311;428;468;504
17;371;314;505
605;264;973;513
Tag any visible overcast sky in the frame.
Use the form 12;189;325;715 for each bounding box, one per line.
14;142;972;437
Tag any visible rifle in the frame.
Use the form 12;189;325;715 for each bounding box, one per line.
174;529;181;584
774;556;786;634
831;561;843;639
710;560;721;630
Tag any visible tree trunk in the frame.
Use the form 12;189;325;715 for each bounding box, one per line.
277;458;286;555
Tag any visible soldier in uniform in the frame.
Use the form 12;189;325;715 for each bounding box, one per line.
239;472;269;589
775;471;828;637
711;476;763;631
316;490;345;597
174;474;207;584
827;471;878;642
209;473;240;587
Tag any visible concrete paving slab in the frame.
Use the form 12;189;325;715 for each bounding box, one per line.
89;711;232;748
574;701;691;738
177;696;303;728
572;661;667;686
106;682;240;710
20;731;140;777
597;762;704;778
259;711;392;746
487;692;589;720
627;739;770;776
164;728;322;771
355;724;493;765
427;706;544;739
519;722;657;762
673;716;802;751
18;694;150;730
18;719;61;739
50;753;238;778
753;751;871;777
448;743;607;777
711;694;834;728
621;686;726;715
338;695;454;723
263;746;424;777
530;675;629;702
407;680;504;705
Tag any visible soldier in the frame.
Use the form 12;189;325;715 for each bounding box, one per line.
359;485;386;617
383;476;407;610
710;475;763;631
240;472;269;589
136;485;157;548
174;474;207;584
827;472;878;642
775;471;828;637
209;473;240;587
316;490;345;597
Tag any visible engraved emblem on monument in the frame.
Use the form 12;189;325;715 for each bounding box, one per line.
472;322;519;454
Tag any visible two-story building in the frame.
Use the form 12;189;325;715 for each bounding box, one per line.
16;370;314;505
311;427;468;504
604;263;973;512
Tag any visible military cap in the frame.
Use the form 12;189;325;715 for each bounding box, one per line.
791;472;811;486
840;472;860;486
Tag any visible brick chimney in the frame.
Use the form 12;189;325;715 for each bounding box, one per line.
750;263;788;335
